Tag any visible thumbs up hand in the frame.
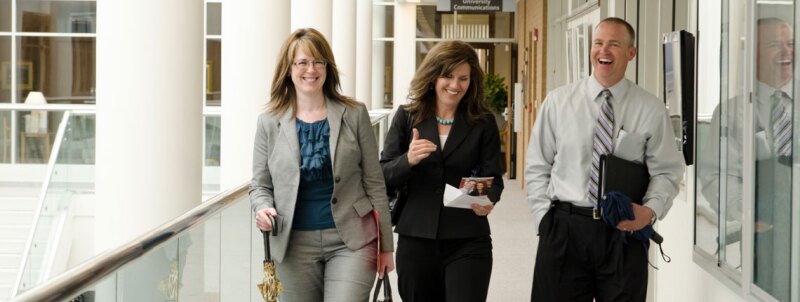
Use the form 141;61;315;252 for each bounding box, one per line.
407;128;437;167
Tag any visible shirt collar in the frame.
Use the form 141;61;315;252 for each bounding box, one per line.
588;76;630;103
756;80;794;104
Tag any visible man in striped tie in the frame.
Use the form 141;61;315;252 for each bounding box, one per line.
697;17;793;301
525;17;685;301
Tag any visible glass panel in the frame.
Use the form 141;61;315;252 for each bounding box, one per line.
492;12;514;39
206;39;221;106
372;41;392;108
178;217;221;300
374;4;394;38
16;110;59;163
207;2;221;36
0;36;10;103
17;0;96;33
15;37;96;104
17;112;95;293
719;0;744;273
417;6;439;38
0;0;10;32
204;115;220;167
116;237;181;301
0;111;8;163
752;4;794;300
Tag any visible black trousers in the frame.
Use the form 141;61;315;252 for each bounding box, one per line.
532;203;648;302
396;235;493;302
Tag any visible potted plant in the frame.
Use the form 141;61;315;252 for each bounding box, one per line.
483;73;509;171
484;73;508;113
483;73;508;127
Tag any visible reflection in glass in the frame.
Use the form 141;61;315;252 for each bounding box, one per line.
207;2;221;36
0;0;10;32
0;111;8;163
15;110;61;163
372;41;393;108
696;0;742;270
15;37;96;104
17;1;96;33
0;36;10;103
375;5;394;38
178;217;221;300
206;39;221;105
417;6;438;38
752;12;793;301
205;116;220;167
116;238;181;301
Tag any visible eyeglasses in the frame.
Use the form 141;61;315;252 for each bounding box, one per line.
293;60;327;69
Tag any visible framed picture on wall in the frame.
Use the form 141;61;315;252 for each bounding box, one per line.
1;61;34;90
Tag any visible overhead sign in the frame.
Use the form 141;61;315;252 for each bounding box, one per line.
437;0;515;12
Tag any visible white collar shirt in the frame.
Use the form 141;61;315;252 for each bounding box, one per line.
525;75;685;231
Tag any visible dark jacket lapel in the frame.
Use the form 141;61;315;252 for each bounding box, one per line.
442;109;473;159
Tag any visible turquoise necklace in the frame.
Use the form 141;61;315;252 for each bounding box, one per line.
436;116;454;125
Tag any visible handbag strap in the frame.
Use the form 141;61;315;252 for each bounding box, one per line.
372;268;392;302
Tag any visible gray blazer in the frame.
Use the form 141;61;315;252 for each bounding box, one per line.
249;99;393;262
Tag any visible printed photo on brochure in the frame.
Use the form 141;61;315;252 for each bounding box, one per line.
458;177;493;197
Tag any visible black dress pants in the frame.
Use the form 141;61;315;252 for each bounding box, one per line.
532;203;648;302
396;235;493;302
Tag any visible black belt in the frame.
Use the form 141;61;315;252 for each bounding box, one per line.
553;201;601;220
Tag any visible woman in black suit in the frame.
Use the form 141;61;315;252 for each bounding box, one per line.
380;40;504;302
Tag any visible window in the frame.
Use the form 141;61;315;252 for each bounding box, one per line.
695;1;797;300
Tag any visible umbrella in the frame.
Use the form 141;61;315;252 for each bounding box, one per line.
257;217;283;302
601;191;670;263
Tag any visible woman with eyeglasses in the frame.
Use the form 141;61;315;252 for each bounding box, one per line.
250;28;394;302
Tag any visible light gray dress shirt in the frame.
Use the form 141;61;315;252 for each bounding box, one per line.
525;76;685;231
698;81;792;216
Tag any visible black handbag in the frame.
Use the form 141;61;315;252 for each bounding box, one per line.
372;268;393;302
387;186;406;225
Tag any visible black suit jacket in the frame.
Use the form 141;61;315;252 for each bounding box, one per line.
380;105;504;239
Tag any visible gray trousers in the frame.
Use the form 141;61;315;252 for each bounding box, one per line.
276;228;377;302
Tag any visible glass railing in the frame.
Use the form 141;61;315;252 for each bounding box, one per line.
12;111;96;296
11;184;253;301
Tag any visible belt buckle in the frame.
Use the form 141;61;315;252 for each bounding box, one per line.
592;208;601;220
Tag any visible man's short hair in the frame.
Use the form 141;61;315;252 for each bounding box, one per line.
598;17;636;46
757;17;789;28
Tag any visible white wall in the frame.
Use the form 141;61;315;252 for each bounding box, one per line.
653;0;742;301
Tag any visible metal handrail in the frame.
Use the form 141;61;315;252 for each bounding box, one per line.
11;183;250;302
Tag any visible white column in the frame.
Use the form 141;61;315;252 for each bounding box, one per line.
332;0;357;98
291;0;332;41
372;5;386;109
220;2;290;301
95;2;202;300
393;3;417;109
356;1;373;108
96;0;203;252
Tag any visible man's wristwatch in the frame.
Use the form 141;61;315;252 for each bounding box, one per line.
648;208;657;225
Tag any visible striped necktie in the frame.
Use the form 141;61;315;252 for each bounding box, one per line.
588;89;614;205
771;90;792;162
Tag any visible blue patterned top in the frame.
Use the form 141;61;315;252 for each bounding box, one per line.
292;119;335;230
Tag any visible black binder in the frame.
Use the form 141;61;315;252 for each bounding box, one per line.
599;154;650;205
599;154;665;244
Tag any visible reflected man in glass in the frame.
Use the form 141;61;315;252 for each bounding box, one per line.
699;17;793;301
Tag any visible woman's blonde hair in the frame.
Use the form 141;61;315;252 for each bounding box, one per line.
268;28;357;115
406;40;491;126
